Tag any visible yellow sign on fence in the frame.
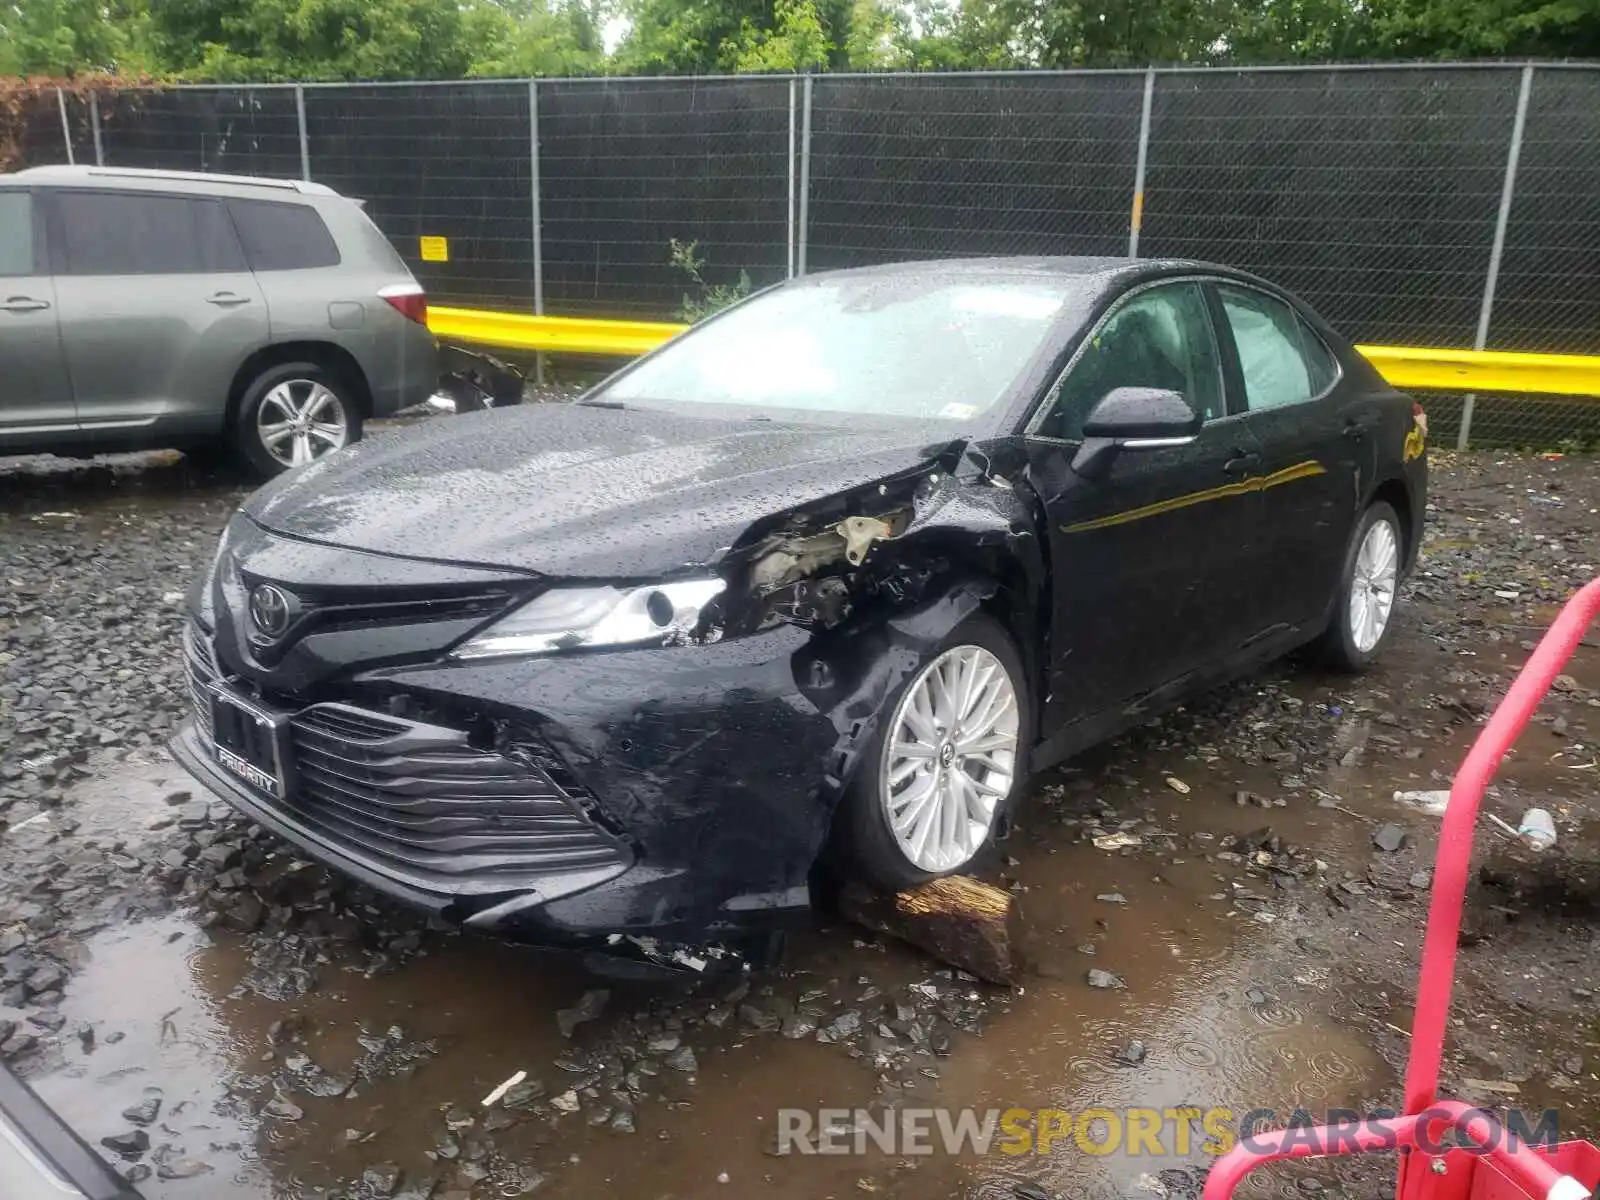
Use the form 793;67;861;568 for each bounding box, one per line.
419;236;449;263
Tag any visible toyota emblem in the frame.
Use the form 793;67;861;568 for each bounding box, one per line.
248;584;296;641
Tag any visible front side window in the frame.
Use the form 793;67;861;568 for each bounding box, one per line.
592;276;1075;423
56;191;245;276
1036;281;1223;441
0;191;34;277
1218;285;1339;411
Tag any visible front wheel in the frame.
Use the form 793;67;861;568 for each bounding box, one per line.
841;615;1030;893
1316;500;1403;671
235;362;364;478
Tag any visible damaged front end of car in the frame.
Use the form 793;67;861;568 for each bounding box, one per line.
172;434;1047;977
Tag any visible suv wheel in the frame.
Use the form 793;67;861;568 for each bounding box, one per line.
236;362;363;477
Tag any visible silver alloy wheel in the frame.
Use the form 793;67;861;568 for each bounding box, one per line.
880;644;1020;872
256;379;350;468
1348;516;1399;653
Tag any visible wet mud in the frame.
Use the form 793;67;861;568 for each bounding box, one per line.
1;442;1596;1199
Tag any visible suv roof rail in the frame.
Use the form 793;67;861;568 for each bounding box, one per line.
8;165;341;196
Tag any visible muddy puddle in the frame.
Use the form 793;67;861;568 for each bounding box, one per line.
14;742;1405;1200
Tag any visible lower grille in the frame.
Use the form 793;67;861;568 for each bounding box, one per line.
284;704;625;889
184;623;220;741
181;622;625;895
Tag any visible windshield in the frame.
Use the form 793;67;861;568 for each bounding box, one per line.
592;275;1073;422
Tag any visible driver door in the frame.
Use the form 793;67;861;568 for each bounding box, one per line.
1024;279;1266;735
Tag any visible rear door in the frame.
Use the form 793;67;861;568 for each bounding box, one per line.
0;187;76;442
1210;281;1367;635
1025;278;1267;730
46;188;268;442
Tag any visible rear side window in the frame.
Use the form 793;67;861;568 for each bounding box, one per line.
227;199;341;270
0;191;35;276
55;191;245;275
1218;285;1341;410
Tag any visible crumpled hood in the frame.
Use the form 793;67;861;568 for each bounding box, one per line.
244;404;957;577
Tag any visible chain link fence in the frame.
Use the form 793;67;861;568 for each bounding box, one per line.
18;64;1600;447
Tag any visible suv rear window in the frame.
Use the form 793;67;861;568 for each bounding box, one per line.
55;191;245;275
227;199;341;270
0;191;34;276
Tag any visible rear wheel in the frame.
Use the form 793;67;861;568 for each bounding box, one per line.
235;362;363;478
841;615;1030;892
1317;500;1403;670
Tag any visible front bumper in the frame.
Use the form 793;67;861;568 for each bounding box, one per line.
172;618;847;945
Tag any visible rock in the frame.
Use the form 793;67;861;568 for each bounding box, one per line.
362;1164;403;1196
647;1034;681;1053
1112;1040;1147;1067
556;989;609;1038
1014;1185;1053;1200
551;1090;580;1114
780;1014;817;1040
223;894;265;933
23;961;66;996
156;1157;214;1180
1372;824;1407;852
663;1045;698;1073
1409;871;1432;890
498;1079;546;1109
264;1094;305;1121
100;1130;151;1159
121;1096;162;1126
739;1003;779;1032
178;802;212;830
1096;893;1127;905
1087;969;1126;989
824;1010;862;1041
124;1165;153;1184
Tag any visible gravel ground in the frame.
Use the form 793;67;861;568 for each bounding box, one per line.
0;442;1596;1199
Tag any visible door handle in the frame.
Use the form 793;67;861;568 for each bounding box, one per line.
1223;451;1259;475
206;291;251;307
0;296;50;313
1343;418;1375;440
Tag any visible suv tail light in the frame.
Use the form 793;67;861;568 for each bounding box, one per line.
379;282;428;326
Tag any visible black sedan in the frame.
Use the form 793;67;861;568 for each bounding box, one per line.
171;257;1427;964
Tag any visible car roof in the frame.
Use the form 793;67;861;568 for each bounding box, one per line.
798;254;1243;286
3;165;340;199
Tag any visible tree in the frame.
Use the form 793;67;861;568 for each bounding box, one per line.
721;0;830;70
1365;0;1600;58
467;0;607;77
0;0;153;76
142;0;482;81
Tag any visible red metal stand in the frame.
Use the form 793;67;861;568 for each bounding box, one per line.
1202;577;1600;1200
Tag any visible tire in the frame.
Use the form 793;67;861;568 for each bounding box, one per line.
840;614;1032;892
234;361;364;479
1315;500;1404;671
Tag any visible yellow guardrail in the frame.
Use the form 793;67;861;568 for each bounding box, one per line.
428;306;687;357
428;305;1600;398
1354;345;1600;398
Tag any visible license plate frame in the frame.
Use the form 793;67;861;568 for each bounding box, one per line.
209;685;290;800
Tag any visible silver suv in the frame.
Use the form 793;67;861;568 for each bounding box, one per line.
0;166;438;476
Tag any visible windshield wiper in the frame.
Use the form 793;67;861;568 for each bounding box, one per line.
579;399;628;410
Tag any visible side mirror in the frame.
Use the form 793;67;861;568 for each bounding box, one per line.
1071;387;1201;480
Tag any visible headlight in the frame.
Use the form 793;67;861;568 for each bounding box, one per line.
453;578;726;660
188;516;242;629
